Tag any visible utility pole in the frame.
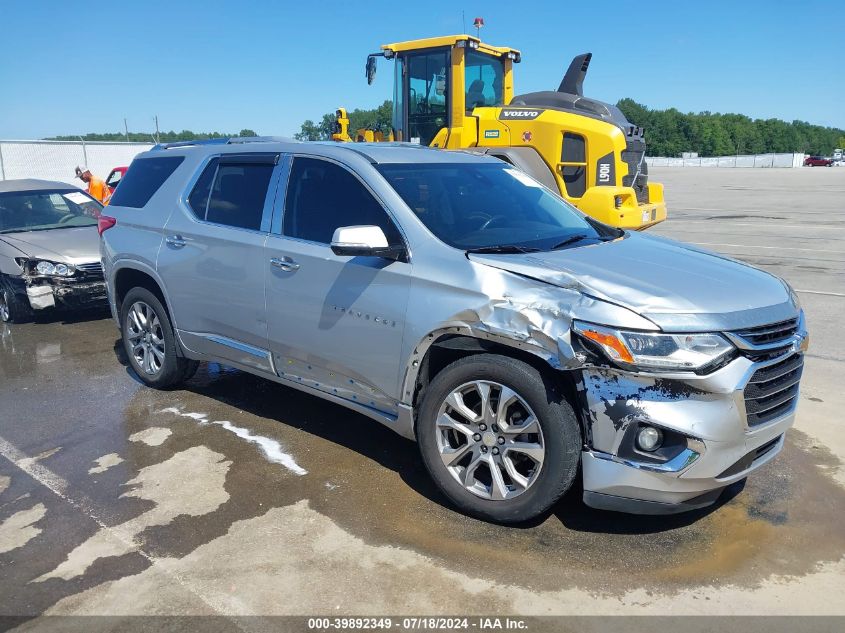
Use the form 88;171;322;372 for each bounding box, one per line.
124;118;129;142
154;115;160;144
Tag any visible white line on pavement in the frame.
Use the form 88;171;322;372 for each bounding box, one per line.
795;289;845;298
690;242;844;254
672;221;845;230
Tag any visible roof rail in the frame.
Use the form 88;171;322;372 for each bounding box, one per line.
151;138;230;150
151;136;298;151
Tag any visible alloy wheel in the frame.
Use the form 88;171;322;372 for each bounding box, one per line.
435;380;545;501
126;301;166;375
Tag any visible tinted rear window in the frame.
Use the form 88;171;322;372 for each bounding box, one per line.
205;163;274;231
109;156;184;208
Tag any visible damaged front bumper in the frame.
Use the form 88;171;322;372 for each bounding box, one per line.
13;276;107;312
577;350;803;514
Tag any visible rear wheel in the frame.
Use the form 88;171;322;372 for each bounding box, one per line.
0;276;33;324
417;354;581;524
120;287;195;388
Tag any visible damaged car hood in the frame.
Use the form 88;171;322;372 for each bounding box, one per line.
468;232;797;332
0;227;101;264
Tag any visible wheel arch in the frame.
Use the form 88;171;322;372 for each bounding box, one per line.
404;329;585;437
111;262;175;327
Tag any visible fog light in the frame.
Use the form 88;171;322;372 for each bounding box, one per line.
614;195;623;208
636;426;663;452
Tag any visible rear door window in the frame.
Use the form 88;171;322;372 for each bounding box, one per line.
186;159;218;219
108;156;184;208
187;155;277;232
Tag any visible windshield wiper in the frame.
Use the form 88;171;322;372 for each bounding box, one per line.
551;234;591;249
466;244;542;254
550;233;614;250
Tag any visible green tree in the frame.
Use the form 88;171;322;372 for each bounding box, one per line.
295;101;393;141
617;99;844;156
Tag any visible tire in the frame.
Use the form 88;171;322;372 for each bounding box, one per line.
0;275;33;324
416;353;581;524
120;287;193;389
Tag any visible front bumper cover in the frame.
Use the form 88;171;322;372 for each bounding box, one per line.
25;279;107;311
577;350;802;514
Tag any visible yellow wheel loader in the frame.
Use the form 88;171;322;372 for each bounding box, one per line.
332;34;666;229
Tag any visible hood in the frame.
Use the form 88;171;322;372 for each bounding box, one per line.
0;226;101;265
468;232;798;332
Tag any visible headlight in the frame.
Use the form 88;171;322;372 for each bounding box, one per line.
33;260;74;277
573;321;734;371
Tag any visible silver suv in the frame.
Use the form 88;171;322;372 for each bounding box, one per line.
101;139;808;523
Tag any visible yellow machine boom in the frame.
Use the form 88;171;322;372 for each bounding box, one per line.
333;34;666;229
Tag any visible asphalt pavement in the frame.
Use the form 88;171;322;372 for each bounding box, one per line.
1;167;843;624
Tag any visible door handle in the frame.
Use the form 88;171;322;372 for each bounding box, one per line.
165;235;187;248
270;256;300;272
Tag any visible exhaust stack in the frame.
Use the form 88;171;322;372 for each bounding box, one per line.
558;53;592;96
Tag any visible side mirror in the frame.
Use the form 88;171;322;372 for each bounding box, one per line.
366;55;377;85
331;225;405;261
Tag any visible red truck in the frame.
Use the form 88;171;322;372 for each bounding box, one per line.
105;166;128;193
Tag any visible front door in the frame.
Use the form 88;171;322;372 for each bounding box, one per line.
158;153;281;372
265;155;412;413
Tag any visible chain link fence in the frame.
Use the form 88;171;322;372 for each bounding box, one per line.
0;140;153;185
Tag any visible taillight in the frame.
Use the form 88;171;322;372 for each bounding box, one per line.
98;215;117;236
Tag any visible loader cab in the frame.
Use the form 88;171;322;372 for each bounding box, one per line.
376;35;520;147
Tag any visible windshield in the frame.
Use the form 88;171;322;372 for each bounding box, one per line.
0;189;101;234
377;162;618;251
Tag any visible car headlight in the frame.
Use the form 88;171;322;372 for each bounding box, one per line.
33;260;75;277
573;321;734;371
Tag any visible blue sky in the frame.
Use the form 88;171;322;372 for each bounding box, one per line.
0;0;841;139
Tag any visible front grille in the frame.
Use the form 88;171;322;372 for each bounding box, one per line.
733;318;799;348
75;261;104;280
621;140;649;204
744;353;804;426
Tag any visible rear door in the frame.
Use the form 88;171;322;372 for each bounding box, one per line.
265;155;412;410
158;153;282;373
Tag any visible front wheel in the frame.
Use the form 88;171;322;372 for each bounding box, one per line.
0;276;33;324
417;354;581;524
120;287;197;388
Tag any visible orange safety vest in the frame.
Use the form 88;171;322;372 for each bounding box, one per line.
88;176;110;204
